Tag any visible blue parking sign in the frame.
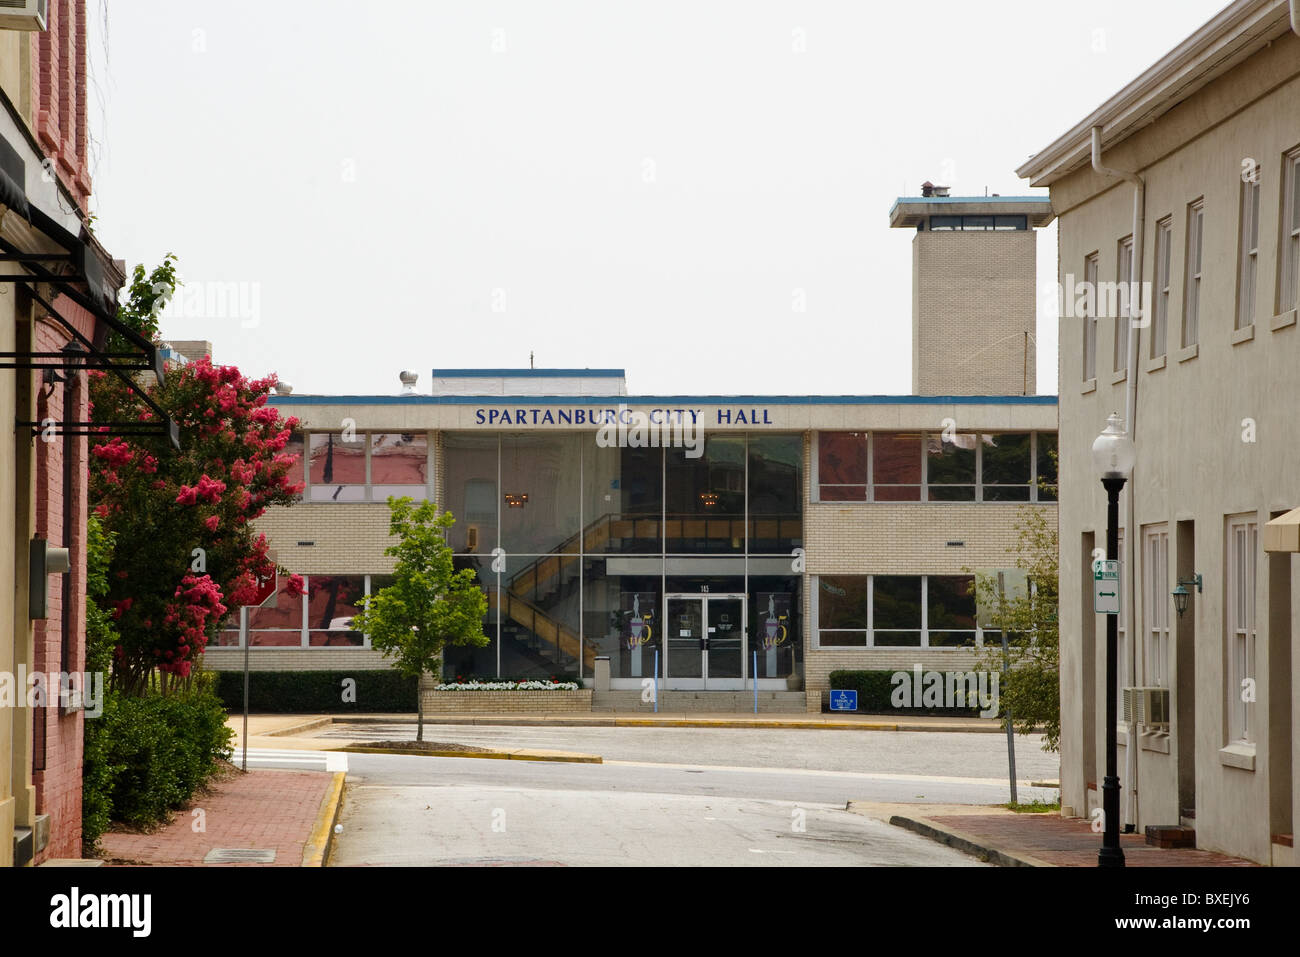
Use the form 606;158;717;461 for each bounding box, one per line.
830;689;858;712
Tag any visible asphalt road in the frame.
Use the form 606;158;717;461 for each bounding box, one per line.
319;722;1060;784
330;752;993;866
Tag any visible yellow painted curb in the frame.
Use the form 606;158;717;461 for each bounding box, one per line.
336;745;601;764
612;718;901;731
302;771;346;868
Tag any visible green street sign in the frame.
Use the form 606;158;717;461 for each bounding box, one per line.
1094;559;1121;615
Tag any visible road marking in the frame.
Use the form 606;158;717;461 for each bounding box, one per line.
603;759;1049;789
231;748;348;772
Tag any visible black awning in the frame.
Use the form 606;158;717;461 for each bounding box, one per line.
0;134;31;218
0;147;179;451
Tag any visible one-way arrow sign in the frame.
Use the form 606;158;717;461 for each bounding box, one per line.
1094;560;1121;615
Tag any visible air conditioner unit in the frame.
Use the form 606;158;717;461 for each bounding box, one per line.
1122;686;1170;730
0;0;48;31
1140;687;1171;730
1121;686;1142;724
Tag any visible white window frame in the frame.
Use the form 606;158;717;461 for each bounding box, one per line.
1115;529;1128;695
1152;217;1172;358
1226;516;1258;744
1237;168;1260;330
1143;525;1170;689
1280;148;1300;314
1183;200;1204;347
1083;253;1099;381
1115;236;1133;372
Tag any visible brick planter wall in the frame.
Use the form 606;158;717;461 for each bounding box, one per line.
420;689;593;714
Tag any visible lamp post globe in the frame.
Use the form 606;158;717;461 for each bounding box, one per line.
1091;412;1136;480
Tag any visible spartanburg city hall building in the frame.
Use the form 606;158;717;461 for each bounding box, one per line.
203;193;1059;713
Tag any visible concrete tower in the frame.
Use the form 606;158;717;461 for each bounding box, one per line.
889;185;1054;396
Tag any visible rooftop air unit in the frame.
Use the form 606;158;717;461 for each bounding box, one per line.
0;0;48;31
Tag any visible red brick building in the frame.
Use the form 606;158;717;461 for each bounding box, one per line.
2;1;164;866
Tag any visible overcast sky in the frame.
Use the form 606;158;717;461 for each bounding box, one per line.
85;0;1229;398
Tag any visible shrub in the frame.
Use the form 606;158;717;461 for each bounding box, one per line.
83;676;233;848
212;670;418;713
827;669;983;715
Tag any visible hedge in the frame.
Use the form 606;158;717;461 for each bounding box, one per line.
212;670;418;713
827;669;985;716
83;678;233;851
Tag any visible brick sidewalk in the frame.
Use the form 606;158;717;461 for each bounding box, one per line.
918;813;1258;866
99;767;336;866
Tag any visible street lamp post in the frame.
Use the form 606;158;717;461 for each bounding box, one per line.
1091;412;1135;868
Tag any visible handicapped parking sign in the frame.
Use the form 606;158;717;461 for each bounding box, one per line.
830;689;858;712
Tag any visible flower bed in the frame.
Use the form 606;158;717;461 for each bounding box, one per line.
421;683;592;714
433;680;580;691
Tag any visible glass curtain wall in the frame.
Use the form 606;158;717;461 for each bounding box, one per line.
441;431;804;683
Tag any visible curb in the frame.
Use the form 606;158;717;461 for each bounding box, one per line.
302;771;346;867
888;815;1052;868
335;745;602;764
264;717;333;737
309;715;999;733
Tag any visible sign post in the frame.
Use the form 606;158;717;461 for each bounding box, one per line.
241;562;278;772
1094;560;1121;615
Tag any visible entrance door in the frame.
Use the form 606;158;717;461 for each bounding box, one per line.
665;594;747;689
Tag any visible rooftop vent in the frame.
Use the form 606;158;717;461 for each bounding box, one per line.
399;370;419;395
274;381;294;396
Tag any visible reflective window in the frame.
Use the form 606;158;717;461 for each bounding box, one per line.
306;575;365;646
927;576;976;647
748;434;802;552
308;433;366;502
282;430;305;500
370;433;428;500
751;580;800;678
926;433;976;501
817;575;869;647
1037;433;1058;502
981;433;1032;501
501;433;583;555
873;433;922;501
873;575;922;646
582;558;661;680
666;436;745;553
585;443;662;554
441;559;498;680
442;433;498;553
818;432;868;501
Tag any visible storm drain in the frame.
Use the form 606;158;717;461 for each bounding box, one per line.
204;848;277;864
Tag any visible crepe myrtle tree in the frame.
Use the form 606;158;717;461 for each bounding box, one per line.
88;257;305;695
350;497;489;742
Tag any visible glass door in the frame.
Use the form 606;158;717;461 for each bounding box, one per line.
664;594;747;689
705;597;744;687
666;598;703;682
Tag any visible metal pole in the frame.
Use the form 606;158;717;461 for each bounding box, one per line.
1001;631;1017;804
653;648;659;714
240;605;250;772
1100;476;1126;867
753;650;758;714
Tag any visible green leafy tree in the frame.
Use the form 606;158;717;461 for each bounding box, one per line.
350;498;489;742
974;457;1060;752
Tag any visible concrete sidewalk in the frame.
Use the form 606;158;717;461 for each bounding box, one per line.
849;802;1259;867
230;712;1004;737
96;765;344;867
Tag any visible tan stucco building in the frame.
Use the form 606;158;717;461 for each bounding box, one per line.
1019;0;1300;865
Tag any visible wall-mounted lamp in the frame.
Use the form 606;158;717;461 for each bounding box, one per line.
504;493;528;508
1171;574;1202;618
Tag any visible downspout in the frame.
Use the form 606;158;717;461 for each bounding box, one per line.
1091;126;1144;833
1293;0;1299;36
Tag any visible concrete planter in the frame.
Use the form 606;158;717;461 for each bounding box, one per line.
420;689;593;714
